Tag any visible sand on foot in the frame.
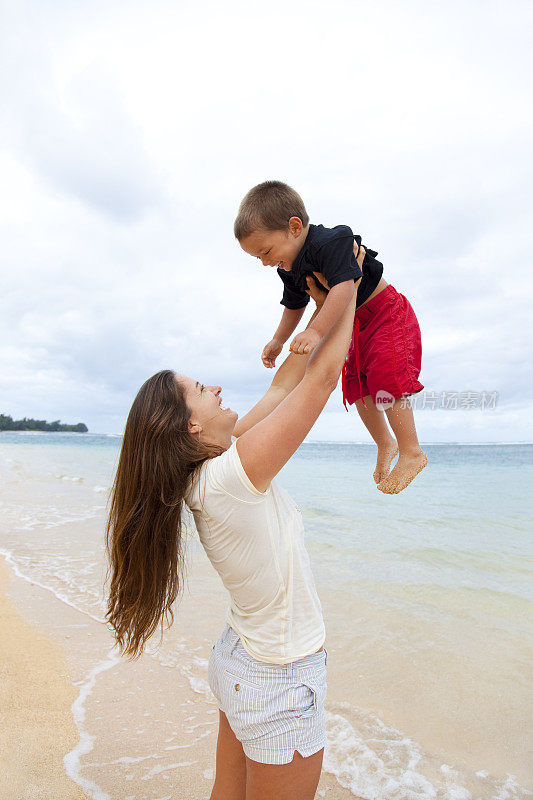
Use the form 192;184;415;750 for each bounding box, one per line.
373;441;399;484
0;556;88;800
377;450;428;494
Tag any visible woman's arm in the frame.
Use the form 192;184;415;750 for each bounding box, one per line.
232;353;307;439
233;278;327;438
236;279;358;491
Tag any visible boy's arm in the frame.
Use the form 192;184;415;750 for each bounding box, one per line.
235;288;323;436
262;306;306;368
274;306;306;344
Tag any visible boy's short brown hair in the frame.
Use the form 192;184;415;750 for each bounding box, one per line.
234;180;309;240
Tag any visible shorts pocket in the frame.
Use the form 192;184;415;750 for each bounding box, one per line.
219;668;273;739
219;665;269;716
293;682;317;718
223;668;264;691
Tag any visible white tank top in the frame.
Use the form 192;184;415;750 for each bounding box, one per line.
185;441;325;664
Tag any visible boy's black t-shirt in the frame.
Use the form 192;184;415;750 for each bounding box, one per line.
278;224;384;310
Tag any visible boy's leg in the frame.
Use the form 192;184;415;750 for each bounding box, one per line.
355;397;399;483
378;398;427;494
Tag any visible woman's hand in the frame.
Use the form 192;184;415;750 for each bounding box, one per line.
305;273;330;307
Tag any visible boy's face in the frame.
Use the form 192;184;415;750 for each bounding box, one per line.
239;217;307;272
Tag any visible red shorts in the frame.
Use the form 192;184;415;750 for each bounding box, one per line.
342;285;423;408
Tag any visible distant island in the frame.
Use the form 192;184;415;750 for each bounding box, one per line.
0;414;88;433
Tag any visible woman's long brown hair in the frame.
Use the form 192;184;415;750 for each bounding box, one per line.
106;370;222;659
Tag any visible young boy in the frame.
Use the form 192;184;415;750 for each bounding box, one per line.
234;180;427;494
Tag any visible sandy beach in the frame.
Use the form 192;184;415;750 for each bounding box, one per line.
0;556;86;800
1;554;219;800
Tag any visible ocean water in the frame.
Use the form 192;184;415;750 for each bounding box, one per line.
1;432;532;800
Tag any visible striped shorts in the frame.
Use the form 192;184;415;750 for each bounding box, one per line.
208;624;328;765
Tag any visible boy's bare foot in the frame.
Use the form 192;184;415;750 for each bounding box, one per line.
373;441;399;484
377;450;428;494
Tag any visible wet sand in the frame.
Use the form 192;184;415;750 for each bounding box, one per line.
0;556;87;800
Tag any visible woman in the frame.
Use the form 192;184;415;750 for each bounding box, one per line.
106;274;357;800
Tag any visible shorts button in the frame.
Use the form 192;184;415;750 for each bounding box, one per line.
234;684;240;691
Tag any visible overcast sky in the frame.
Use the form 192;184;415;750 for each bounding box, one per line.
1;0;532;442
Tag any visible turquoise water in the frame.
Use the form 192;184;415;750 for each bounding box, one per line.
1;432;531;614
281;442;533;600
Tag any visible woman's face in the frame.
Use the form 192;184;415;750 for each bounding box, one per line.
177;374;238;449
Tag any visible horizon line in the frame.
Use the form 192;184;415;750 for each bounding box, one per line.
2;431;533;446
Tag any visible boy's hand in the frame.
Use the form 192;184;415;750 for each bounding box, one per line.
262;338;283;368
289;328;321;356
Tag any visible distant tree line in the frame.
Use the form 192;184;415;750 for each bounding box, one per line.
0;414;88;432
